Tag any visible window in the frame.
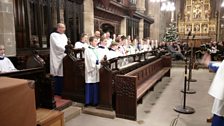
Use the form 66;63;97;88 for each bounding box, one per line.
126;18;139;39
144;21;150;38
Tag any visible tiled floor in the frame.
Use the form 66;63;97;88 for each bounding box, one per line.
66;68;215;126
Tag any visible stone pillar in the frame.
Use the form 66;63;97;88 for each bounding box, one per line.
147;1;171;41
139;19;144;39
120;17;127;36
83;0;94;36
0;0;16;56
136;0;145;13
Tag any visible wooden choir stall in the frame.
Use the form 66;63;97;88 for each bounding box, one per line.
0;51;55;109
62;44;171;120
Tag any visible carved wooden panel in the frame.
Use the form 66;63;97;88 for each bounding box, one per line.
115;75;136;98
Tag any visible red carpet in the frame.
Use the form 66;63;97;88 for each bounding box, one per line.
54;95;72;110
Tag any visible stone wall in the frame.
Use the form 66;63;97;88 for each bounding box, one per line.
0;0;16;56
147;2;171;41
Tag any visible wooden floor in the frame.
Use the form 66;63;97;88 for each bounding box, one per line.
65;68;215;126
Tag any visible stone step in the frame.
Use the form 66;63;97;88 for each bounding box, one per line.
62;106;82;122
83;106;116;119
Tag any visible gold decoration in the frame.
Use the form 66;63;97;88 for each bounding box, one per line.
178;0;217;40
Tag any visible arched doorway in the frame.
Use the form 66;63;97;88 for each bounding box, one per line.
100;23;115;36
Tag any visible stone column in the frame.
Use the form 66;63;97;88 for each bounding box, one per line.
0;0;16;56
120;17;127;36
136;0;145;13
83;0;94;36
139;19;144;39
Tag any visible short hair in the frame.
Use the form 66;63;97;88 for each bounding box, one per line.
89;36;97;43
100;37;106;42
80;33;87;39
121;36;127;41
57;23;65;28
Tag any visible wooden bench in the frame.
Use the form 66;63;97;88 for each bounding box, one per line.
115;55;171;120
98;51;158;110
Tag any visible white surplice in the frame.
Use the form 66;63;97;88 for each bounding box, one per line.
85;46;100;83
209;60;224;116
50;32;67;76
74;41;89;49
0;57;17;73
97;46;110;61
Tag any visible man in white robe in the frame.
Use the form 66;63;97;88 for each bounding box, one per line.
84;36;100;106
50;23;68;96
0;45;17;73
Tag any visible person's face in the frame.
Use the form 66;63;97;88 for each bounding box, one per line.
58;25;66;34
106;32;110;38
112;45;118;50
0;46;5;56
91;38;98;47
95;31;100;37
82;35;88;43
101;39;107;46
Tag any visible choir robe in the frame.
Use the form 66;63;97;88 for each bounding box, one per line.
97;45;110;61
208;61;224;125
106;38;113;48
127;45;136;55
108;49;122;60
118;45;126;56
50;32;67;95
74;41;89;49
0;57;17;73
84;46;101;105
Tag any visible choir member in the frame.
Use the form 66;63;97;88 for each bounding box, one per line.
108;42;121;59
50;23;67;96
118;36;127;56
75;33;89;49
97;37;110;61
0;45;17;73
106;32;112;48
84;36;100;106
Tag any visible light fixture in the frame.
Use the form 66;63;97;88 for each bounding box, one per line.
150;0;167;3
221;0;224;7
160;1;175;11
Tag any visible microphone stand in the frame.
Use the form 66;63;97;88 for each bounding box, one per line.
174;31;195;114
185;35;197;94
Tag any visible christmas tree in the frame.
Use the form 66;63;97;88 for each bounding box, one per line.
162;22;179;42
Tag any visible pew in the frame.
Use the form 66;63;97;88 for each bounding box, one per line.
0;51;55;109
62;44;158;105
62;45;85;103
98;51;158;110
115;55;171;120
